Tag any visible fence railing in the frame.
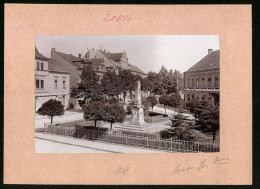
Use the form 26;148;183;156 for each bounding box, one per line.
44;124;219;152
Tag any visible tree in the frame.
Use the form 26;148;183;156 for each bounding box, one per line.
186;99;200;114
146;96;158;111
168;93;182;108
196;105;219;142
159;94;170;115
82;101;106;127
142;97;151;116
37;99;64;124
118;69;134;103
103;103;126;130
101;70;121;98
71;65;102;104
186;99;208;120
166;69;178;94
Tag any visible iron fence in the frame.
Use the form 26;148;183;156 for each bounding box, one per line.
44;123;219;152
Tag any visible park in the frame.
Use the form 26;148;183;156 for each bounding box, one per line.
36;65;220;153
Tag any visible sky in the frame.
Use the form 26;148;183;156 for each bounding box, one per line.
36;35;219;73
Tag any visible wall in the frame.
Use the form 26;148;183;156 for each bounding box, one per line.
35;72;70;112
51;51;79;89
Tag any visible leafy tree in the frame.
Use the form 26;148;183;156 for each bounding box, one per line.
109;97;119;104
146;96;158;111
168;93;182;108
186;99;200;114
82;101;106;127
37;99;64;124
159;94;170;115
141;76;154;93
72;65;102;102
196;105;219;142
166;69;178;94
103;103;126;130
101;70;121;98
186;99;208;120
142;98;151;116
173;69;183;91
118;69;134;102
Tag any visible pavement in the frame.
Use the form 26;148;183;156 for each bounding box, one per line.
35;138;110;153
35;133;167;153
35;110;84;129
152;106;194;119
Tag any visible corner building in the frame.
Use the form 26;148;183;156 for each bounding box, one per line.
183;49;220;106
35;47;70;111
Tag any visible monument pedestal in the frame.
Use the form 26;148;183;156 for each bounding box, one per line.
129;104;146;125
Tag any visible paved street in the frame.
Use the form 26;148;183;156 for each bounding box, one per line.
35;106;194;129
35;110;84;129
35;133;167;153
35;138;109;153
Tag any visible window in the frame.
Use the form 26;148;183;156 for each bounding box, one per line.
215;77;219;88
41;63;44;70
37;62;40;70
192;79;195;87
187;79;190;88
41;80;44;89
63;95;65;104
36;79;39;88
208;78;212;87
196;97;199;100
55;80;58;89
63;80;66;89
192;95;194;99
201;78;205;87
196;79;199;88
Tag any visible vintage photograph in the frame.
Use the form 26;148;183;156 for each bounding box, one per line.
35;35;220;153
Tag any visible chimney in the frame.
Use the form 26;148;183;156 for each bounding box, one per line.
104;49;106;53
51;48;56;52
78;53;81;58
208;49;213;54
108;51;110;54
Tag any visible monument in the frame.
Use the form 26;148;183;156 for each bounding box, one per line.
114;80;169;133
129;80;145;125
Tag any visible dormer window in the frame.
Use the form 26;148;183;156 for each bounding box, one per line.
41;63;44;70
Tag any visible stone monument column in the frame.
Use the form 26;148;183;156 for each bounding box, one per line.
130;80;145;125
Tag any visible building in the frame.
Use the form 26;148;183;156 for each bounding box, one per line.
183;49;220;106
50;48;147;107
35;47;70;112
51;48;147;87
82;48;147;78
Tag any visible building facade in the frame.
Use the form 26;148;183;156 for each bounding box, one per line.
183;49;220;106
35;48;70;112
50;48;147;107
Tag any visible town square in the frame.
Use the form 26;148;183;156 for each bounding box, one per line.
35;35;220;153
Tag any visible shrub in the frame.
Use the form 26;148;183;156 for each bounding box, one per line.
35;128;45;133
69;102;74;109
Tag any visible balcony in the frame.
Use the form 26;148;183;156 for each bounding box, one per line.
184;87;220;93
35;69;49;76
35;88;48;94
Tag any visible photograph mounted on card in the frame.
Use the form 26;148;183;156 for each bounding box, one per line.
35;35;220;154
4;4;252;185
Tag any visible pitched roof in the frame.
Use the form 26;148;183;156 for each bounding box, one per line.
186;50;220;72
110;53;124;61
129;64;146;75
35;47;49;60
48;59;70;74
54;50;84;66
